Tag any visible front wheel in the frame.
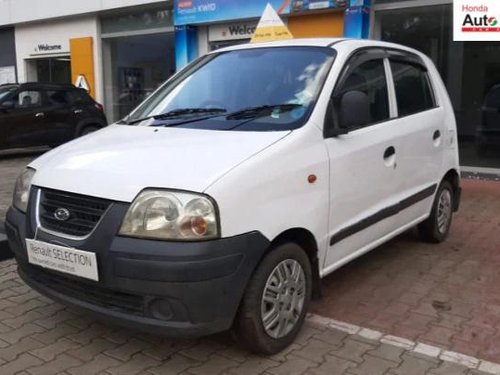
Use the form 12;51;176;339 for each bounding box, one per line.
234;243;312;354
418;180;454;243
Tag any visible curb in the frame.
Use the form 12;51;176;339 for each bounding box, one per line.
306;314;500;374
0;221;14;261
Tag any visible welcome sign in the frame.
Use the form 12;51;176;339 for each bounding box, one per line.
454;0;500;41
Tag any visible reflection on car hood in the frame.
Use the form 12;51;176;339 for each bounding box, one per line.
30;124;290;202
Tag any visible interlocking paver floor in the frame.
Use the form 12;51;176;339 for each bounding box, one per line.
0;261;494;375
311;179;500;363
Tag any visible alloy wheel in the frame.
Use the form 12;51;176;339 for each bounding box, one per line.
260;259;306;339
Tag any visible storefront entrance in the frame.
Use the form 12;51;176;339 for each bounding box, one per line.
374;2;500;170
26;57;71;84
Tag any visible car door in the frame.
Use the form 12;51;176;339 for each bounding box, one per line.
323;49;406;271
3;89;51;148
387;51;445;224
44;89;78;145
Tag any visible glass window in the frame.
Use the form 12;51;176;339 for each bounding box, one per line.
34;58;71;84
0;86;17;102
391;61;434;116
128;47;336;131
337;59;389;127
103;32;175;122
12;90;42;108
101;7;173;35
46;90;69;106
66;89;93;104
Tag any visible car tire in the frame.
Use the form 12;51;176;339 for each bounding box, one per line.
233;242;312;355
418;180;454;243
78;125;100;137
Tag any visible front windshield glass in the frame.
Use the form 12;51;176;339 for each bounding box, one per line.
127;46;336;131
0;86;17;102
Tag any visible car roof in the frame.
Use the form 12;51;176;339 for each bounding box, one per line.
212;38;426;59
1;82;79;90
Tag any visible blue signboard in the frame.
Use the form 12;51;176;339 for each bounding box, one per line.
174;0;292;25
290;0;347;13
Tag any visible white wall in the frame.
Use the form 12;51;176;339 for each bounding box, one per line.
0;0;167;26
14;16;104;103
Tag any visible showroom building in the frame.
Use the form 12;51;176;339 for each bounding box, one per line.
0;0;498;172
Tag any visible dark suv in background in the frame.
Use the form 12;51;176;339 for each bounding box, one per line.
0;83;107;151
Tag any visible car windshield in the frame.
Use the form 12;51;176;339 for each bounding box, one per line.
126;46;336;131
0;86;17;102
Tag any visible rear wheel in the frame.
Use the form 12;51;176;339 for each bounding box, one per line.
234;243;312;354
418;180;454;243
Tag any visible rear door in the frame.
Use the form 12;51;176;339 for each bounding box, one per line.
44;89;78;145
387;51;444;224
3;89;50;148
323;49;406;270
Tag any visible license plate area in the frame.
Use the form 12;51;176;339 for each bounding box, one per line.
26;239;99;281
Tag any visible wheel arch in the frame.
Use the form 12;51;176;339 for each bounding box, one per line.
74;119;106;138
268;228;322;300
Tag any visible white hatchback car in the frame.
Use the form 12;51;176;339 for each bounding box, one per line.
6;39;460;354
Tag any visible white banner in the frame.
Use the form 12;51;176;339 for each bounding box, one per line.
454;0;500;41
0;66;16;84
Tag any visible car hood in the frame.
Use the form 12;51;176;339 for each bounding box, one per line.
30;124;290;202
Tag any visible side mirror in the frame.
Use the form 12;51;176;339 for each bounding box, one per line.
0;100;15;110
339;90;370;129
324;90;371;138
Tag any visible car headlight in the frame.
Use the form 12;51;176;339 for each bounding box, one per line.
13;167;36;213
119;190;219;241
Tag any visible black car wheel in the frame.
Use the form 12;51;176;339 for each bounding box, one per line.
234;242;312;354
418;180;454;243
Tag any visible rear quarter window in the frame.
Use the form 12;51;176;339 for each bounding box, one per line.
390;61;435;117
67;89;93;104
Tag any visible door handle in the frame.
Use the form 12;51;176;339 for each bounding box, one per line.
383;146;396;159
433;130;442;147
383;146;397;168
74;109;83;115
35;112;45;118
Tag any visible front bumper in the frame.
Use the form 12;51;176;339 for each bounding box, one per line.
5;190;270;338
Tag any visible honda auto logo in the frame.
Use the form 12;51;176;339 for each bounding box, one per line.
54;208;71;221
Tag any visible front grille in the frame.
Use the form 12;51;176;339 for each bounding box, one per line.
25;265;145;315
38;189;111;237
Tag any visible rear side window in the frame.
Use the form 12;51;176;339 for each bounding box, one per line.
390;61;435;117
337;59;390;127
67;89;93;104
46;90;70;105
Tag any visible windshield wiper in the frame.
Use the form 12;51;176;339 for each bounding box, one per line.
225;104;303;120
127;107;226;125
